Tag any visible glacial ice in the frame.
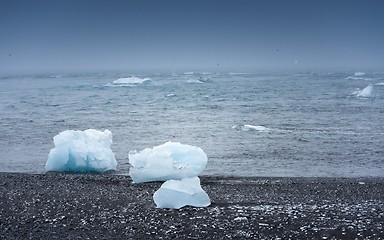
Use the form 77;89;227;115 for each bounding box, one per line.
129;141;208;183
242;124;270;132
113;76;152;85
45;129;117;173
355;72;365;76
153;177;211;209
356;84;375;98
351;88;362;96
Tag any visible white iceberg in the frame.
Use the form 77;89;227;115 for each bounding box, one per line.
129;141;208;183
354;72;365;76
351;88;362;96
45;129;117;173
153;177;211;209
242;124;270;132
112;76;152;85
356;84;375;98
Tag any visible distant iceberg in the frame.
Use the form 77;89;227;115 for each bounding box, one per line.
153;177;211;209
242;124;270;132
45;129;117;173
354;72;365;77
187;79;205;84
351;88;362;96
353;84;375;98
129;141;208;183
229;72;251;75
112;76;152;85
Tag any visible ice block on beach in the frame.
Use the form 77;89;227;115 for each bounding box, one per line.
129;141;208;183
153;177;211;209
45;129;117;173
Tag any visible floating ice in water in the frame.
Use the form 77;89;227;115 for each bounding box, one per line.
112;76;152;85
242;124;270;132
229;72;251;75
129;142;208;183
356;84;375;98
355;72;365;76
45;129;117;173
153;177;211;209
351;88;362;96
187;79;205;84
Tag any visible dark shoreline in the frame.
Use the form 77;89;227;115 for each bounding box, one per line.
1;173;383;239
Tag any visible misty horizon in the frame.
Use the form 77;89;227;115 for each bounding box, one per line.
1;0;384;74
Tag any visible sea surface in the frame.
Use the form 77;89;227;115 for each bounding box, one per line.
1;71;383;177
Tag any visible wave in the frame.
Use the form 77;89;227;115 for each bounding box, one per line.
345;76;371;81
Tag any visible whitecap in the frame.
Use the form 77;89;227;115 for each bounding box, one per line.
346;76;368;81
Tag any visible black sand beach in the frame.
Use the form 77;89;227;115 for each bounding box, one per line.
1;173;383;239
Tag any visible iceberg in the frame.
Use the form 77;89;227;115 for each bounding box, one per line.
356;84;375;98
242;124;270;132
153;177;211;209
112;76;152;85
351;88;362;96
355;72;365;77
45;129;117;173
129;141;208;183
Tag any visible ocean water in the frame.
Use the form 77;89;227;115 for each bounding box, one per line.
1;71;383;177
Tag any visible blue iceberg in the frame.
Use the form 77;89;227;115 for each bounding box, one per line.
45;129;117;173
153;177;211;209
129;141;208;183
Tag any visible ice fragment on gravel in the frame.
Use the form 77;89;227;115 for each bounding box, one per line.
45;129;117;172
153;177;211;209
129;142;207;183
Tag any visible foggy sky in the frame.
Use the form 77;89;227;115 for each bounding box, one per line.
1;0;384;73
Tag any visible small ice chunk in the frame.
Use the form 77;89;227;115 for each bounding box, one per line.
351;88;362;96
153;177;211;209
45;129;117;173
356;84;375;98
242;124;270;132
354;72;365;76
113;76;152;85
129;142;208;183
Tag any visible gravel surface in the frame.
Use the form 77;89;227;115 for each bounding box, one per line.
0;173;383;239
